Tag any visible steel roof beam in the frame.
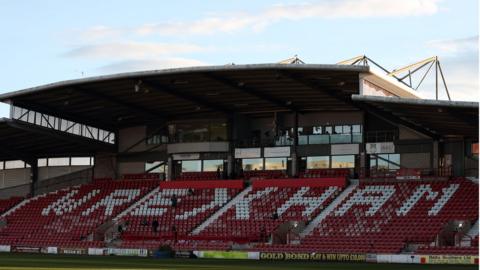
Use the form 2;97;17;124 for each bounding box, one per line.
73;86;166;121
142;80;234;115
202;73;302;112
12;100;116;131
5;119;115;152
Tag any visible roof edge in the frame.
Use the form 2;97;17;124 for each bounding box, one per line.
351;94;479;108
0;63;368;101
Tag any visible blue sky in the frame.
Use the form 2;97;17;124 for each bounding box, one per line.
0;0;478;117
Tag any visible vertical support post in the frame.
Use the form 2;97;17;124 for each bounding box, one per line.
435;57;439;100
291;112;299;177
432;140;439;175
166;156;173;181
29;159;38;196
227;115;235;179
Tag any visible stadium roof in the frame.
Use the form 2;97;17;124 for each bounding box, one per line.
0;64;368;129
0;118;114;161
352;95;479;138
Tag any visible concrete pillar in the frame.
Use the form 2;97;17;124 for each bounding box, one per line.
29;159;38;196
291;112;299;177
166;156;173;181
432;140;439;173
227;154;234;179
291;152;298;177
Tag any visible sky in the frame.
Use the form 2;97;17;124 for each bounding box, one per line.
0;0;478;118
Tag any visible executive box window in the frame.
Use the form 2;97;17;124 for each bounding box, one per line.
276;124;362;146
331;155;355;168
181;160;202;172
203;160;224;172
242;158;264;171
265;158;287;170
4;160;26;169
370;154;400;170
306;156;330;169
145;161;166;173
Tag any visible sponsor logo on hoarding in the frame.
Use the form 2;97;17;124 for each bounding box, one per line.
259;252;366;262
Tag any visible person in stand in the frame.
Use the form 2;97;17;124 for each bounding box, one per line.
152;220;159;233
272;212;278;220
141;218;149;226
188;188;195;196
216;167;222;179
117;224;123;235
172;225;178;243
171;194;178;208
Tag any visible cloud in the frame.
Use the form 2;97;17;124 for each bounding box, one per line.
419;36;478;101
63;42;206;60
427;36;479;55
81;0;441;38
97;58;208;73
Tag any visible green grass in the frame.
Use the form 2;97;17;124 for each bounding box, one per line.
0;253;476;270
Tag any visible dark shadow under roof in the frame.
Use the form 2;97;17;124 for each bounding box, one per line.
352;95;479;138
0;118;115;161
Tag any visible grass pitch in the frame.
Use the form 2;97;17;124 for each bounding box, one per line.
0;253;477;270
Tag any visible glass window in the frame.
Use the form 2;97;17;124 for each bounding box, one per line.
331;155;355;168
308;134;329;144
71;157;92;166
265;158;286;170
330;134;351;144
0;162;4;170
5;160;25;169
181;160;202;172
48;158;70;166
352;125;361;133
377;154;389;170
146;161;165;173
38;159;47;167
334;126;343;134
307;156;330;169
243;158;264;171
343;125;351;134
203;160;224;172
313;126;322;134
325;126;332;134
371;154;400;170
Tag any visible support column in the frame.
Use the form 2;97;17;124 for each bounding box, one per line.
227;114;235;179
166;156;173;181
291;112;299;177
29;159;38;196
432;140;439;174
227;154;234;179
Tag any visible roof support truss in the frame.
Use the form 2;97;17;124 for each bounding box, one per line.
73;86;166;120
142;80;234;115
202;72;301;112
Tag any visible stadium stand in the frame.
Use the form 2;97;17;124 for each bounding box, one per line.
0;180;158;248
193;178;345;245
0;197;23;215
299;178;478;253
118;180;244;249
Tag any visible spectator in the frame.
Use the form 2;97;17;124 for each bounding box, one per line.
216;167;222;179
172;225;177;242
272;212;278;220
188;188;195;196
141;219;149;226
152;220;159;233
171;194;178;208
117;224;123;235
